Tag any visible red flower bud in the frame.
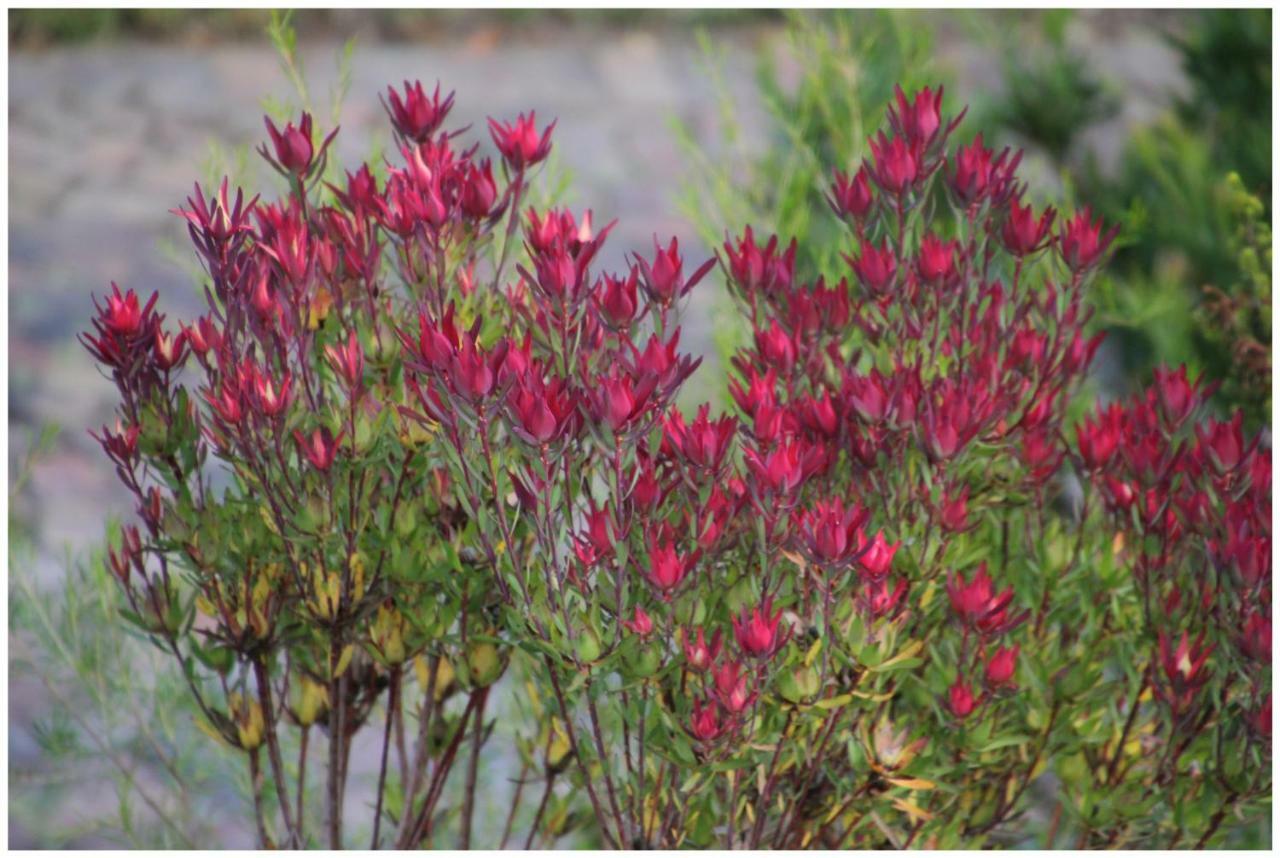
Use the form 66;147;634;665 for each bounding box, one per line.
682;627;723;672
947;676;978;719
263;112;316;176
1152;365;1201;431
949;133;1019;206
488;111;555;169
946;564;1015;632
1155;630;1214;716
1196;413;1247;475
596;269;641;329
1239;611;1271;664
293;426;344;472
917;234;957;283
622;606;655;638
867;131;918;194
643;534;697;599
888;84;944;149
732;595;790;659
1001;199;1055;257
324;332;365;392
724;226;797;296
828;167;874;221
860;576;908;620
151;326;188;372
664;404;737;475
689;698;724;743
1057;207;1116;272
847;239;898;296
460;159;498;220
856;530;900;581
984;645;1020;688
754;319;797;372
637;237;715;307
712;660;756;714
384;80;454;143
795;498;869;568
939;485;971;533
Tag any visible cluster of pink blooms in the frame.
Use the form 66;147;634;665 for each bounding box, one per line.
82;74;1269;800
1079;366;1271;735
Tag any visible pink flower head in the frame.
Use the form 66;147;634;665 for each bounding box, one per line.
984;645;1020;688
384;80;455;143
664;404;737;475
294;426;344;472
637;237;715;307
1057;207;1117;272
828;166;875;221
151;326;188;372
947;676;977;719
867;131;918;194
596;268;641;329
712;660;756;714
81;283;161;369
689;698;724;743
622;606;655;638
101;282;149;336
1196;413;1247;476
732;596;790;659
488;111;555;170
724;226;797;296
917;234;957;283
460;159;499;219
324;332;365;392
939;484;971;533
682;627;724;672
1155;630;1215;716
860;576;908;620
1076;404;1124;471
847;239;898;296
743;437;820;499
643;534;697;599
1152;364;1203;430
888;84;945;149
591;369;655;433
239;361;293;418
946;564;1016;632
449;336;504;402
507;371;575;446
90;420;140;467
754;319;798;372
1001;198;1055;257
856;530;900;581
263;112;316;176
795;498;869;568
949;133;1019;206
204;380;244;426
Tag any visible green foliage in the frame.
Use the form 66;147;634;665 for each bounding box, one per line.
1171;8;1272;195
955;9;1272;425
983;11;1120;164
9;429;246;848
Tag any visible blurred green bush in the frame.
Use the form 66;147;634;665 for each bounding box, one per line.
994;9;1271;427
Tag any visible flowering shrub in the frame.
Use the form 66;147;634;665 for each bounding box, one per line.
84;79;1270;848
